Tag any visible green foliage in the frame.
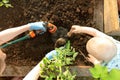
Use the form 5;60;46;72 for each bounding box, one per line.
40;41;78;80
89;64;108;80
0;0;12;8
108;69;120;80
89;64;120;80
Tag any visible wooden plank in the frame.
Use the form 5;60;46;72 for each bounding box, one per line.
2;65;33;76
69;66;91;77
104;0;120;35
1;65;91;77
94;0;104;32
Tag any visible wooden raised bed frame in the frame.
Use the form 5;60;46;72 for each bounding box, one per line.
94;0;119;35
2;0;119;77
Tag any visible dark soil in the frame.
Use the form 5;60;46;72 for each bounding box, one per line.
0;0;95;67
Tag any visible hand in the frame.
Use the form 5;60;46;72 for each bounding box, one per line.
28;21;47;34
45;50;58;60
87;54;101;65
0;50;6;75
67;25;80;37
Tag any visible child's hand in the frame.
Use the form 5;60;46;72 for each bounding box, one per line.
87;54;101;65
67;25;80;37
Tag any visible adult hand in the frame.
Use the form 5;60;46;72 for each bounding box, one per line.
28;21;47;34
0;50;6;75
45;50;58;60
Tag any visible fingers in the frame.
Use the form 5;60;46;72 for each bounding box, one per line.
0;50;6;75
29;22;47;32
67;25;98;37
87;54;95;62
87;54;100;65
0;58;6;75
67;26;75;37
67;25;80;37
45;50;58;60
0;60;6;76
0;50;6;61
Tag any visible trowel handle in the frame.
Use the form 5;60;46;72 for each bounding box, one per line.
23;61;43;80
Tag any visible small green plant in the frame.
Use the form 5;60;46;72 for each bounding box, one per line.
0;0;12;8
40;41;78;80
89;64;120;80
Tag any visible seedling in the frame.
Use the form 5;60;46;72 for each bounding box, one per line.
0;0;12;7
40;41;78;80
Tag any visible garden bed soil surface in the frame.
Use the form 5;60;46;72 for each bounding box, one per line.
0;0;95;68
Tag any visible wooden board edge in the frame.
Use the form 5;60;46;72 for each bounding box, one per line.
1;65;91;77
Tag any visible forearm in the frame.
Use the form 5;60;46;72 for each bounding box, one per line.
68;25;109;38
71;26;115;41
79;26;117;43
0;25;30;45
77;26;107;37
23;61;43;80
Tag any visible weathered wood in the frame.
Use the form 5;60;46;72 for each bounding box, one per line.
104;0;120;35
1;65;91;77
69;66;91;77
2;65;33;76
94;0;104;32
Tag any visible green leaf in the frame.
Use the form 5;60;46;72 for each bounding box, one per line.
65;58;73;64
40;41;77;80
89;64;108;79
66;52;75;56
65;40;70;49
4;3;13;8
2;0;9;3
0;2;3;6
63;68;76;80
55;48;63;54
73;52;78;60
108;69;120;80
